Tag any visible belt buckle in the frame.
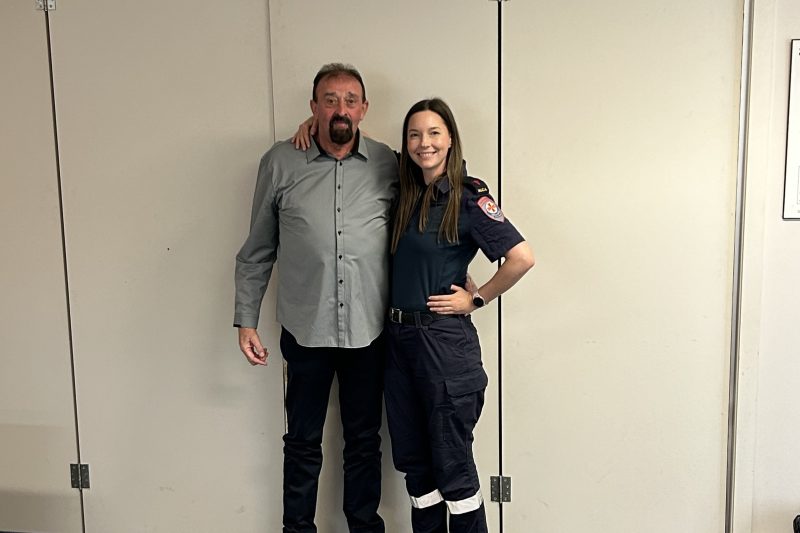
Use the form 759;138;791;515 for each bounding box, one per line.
390;308;402;323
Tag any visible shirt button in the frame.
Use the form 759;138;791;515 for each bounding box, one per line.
337;207;341;212
338;230;342;235
339;303;344;308
339;279;343;284
338;185;341;189
338;255;342;259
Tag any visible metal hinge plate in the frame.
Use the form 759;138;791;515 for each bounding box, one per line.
490;475;511;502
35;0;56;11
70;463;90;489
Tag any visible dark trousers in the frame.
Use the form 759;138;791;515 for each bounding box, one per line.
280;328;386;533
385;315;488;533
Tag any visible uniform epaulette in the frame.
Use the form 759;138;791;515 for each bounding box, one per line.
463;176;490;196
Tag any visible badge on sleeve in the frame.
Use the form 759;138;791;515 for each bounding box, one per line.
477;196;505;222
472;179;489;193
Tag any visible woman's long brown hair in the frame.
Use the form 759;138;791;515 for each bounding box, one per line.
390;98;464;254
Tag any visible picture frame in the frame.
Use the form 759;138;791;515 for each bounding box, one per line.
783;39;800;219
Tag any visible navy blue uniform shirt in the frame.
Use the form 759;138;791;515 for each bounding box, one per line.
391;175;525;311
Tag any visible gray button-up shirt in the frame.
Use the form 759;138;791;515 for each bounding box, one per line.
234;133;399;348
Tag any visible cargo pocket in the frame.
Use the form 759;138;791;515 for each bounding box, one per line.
436;368;489;448
445;367;488;397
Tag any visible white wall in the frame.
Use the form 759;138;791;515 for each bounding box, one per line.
0;1;283;531
0;4;82;531
502;1;742;531
736;0;800;531
4;0;800;531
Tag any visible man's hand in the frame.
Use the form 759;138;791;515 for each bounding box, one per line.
465;273;479;294
238;327;268;366
291;116;317;150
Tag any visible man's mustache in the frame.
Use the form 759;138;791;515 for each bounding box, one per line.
331;115;352;127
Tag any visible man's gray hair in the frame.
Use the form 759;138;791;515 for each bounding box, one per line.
312;63;366;102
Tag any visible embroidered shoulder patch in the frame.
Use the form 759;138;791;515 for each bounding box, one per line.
477;196;505;222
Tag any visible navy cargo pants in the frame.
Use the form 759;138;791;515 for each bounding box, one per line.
280;328;385;533
385;313;489;533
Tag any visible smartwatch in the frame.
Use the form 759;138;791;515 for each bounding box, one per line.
472;291;486;308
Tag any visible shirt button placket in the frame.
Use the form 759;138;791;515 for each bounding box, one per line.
335;160;345;345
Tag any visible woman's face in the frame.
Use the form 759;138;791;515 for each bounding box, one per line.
406;110;451;183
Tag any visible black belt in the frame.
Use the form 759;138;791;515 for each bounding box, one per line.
388;308;453;326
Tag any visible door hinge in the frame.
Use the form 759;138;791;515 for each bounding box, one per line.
490;475;511;502
70;463;90;489
35;0;56;11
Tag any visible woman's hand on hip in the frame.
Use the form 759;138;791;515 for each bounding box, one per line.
427;285;475;315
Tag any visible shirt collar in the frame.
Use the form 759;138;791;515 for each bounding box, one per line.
414;173;452;194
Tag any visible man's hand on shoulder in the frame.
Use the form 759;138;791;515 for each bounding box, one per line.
465;273;479;294
291;116;317;151
238;327;268;366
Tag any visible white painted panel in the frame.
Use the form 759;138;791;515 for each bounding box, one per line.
738;1;800;531
502;1;741;531
45;1;278;530
269;1;500;530
0;3;81;532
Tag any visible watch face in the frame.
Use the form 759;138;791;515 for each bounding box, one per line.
472;295;485;307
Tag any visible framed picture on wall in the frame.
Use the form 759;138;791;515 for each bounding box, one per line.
784;39;800;219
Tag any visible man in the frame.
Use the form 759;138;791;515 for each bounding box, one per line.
234;63;398;533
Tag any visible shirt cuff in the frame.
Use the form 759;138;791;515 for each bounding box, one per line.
233;315;259;329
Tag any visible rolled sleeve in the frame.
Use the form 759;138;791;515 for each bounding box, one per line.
466;192;524;263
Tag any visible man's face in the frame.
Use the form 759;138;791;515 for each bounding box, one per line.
311;74;368;146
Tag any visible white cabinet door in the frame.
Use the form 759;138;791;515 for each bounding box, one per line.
44;1;280;531
0;3;82;532
500;1;742;531
269;1;501;531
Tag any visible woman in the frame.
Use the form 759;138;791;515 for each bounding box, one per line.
385;98;534;533
292;98;534;532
